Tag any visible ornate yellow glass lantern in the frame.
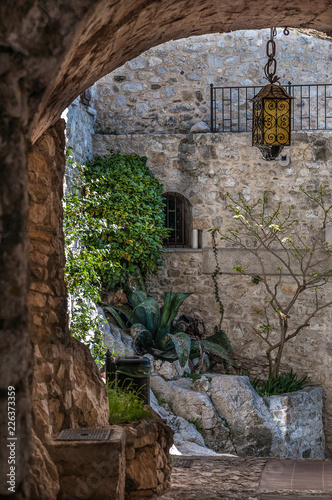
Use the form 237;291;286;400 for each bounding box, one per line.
252;28;293;160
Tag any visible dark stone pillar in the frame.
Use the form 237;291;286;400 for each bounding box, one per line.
0;76;32;497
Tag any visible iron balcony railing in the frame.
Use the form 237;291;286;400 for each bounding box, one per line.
210;82;332;133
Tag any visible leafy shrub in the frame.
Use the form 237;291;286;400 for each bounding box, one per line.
69;297;107;366
65;150;169;291
64;149;169;365
105;272;233;367
64;150;108;365
107;382;153;424
250;370;307;397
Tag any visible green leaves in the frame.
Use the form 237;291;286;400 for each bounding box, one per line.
250;370;307;397
64;150;170;291
201;340;233;364
169;332;191;367
157;291;192;341
133;297;160;335
69;297;107;367
108;276;232;367
63;149;170;366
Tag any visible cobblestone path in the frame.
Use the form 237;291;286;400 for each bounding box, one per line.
158;456;332;500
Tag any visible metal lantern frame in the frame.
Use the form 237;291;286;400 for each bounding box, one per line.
252;83;293;161
252;27;293;161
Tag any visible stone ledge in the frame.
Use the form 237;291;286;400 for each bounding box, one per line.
202;247;332;275
164;248;203;253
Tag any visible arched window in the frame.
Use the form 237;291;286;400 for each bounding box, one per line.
163;192;192;248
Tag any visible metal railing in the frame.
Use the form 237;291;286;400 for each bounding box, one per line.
210;83;332;133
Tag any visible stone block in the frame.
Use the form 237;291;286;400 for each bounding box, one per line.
49;427;126;500
264;386;325;458
209;375;284;457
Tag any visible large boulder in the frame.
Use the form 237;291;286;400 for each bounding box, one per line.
264;386;325;459
150;376;235;454
150;390;219;456
209;375;284;457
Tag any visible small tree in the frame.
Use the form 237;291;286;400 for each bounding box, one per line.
212;187;332;377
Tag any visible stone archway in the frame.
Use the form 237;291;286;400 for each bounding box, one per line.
1;1;332;498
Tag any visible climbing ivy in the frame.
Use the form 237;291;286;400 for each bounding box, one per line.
65;150;169;290
63;149;169;365
211;229;225;326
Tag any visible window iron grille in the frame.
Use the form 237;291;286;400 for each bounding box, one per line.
210;83;332;133
163;192;185;248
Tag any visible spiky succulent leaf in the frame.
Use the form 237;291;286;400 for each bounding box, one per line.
207;327;233;353
152;349;178;362
130;323;155;351
133;297;160;334
156;291;192;342
201;339;233;364
169;332;191;367
103;303;140;326
102;305;127;330
189;340;201;359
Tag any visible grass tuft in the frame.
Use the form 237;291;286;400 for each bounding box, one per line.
107;382;153;424
250;369;307;397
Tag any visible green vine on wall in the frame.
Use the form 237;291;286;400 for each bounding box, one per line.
211;229;225;327
209;229;233;357
64;149;170;366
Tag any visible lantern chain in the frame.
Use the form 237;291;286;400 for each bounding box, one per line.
264;27;289;84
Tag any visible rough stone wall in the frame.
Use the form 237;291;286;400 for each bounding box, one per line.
93;130;332;457
28;121;109;443
124;418;173;498
93;29;332;135
65;96;97;170
26;121;110;497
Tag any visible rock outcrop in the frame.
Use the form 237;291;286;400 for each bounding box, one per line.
264;386;325;458
150;391;220;456
151;375;235;454
209;375;284;457
150;374;289;457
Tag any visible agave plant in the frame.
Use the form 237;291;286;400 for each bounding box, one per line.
104;274;233;367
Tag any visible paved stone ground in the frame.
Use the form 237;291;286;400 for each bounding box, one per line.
158;457;332;499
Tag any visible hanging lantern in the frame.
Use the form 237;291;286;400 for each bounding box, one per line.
252;28;293;161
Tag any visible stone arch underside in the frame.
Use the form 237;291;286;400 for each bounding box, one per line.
2;0;329;142
1;1;332;498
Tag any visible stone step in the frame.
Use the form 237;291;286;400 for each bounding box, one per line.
259;459;332;493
